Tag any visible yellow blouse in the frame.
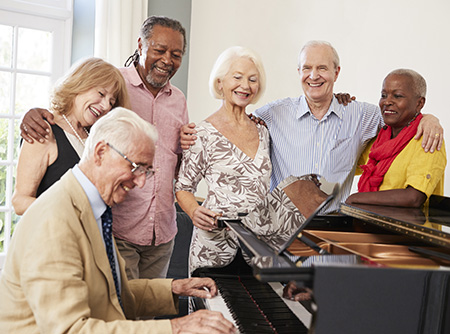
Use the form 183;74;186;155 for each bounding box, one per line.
357;137;446;198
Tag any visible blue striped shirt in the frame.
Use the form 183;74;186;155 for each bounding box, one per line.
255;95;381;212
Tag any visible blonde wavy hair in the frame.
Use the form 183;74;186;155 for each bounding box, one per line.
50;57;130;115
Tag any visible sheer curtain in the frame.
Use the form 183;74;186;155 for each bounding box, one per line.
94;0;148;67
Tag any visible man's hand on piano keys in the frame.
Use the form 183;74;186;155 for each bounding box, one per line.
170;309;237;334
170;277;237;333
282;281;312;302
172;277;218;299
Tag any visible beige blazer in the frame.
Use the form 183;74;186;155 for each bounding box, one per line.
0;171;178;333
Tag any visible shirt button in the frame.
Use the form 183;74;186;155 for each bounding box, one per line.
426;174;431;179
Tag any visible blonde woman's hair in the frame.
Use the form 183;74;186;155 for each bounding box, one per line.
51;57;130;115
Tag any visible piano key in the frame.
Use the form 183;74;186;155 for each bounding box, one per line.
203;277;310;333
204;288;238;327
268;282;312;327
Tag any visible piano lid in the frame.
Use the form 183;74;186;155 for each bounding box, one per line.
340;195;450;249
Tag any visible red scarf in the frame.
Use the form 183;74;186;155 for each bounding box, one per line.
358;113;422;192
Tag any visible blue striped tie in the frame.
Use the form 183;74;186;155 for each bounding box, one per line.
101;207;122;308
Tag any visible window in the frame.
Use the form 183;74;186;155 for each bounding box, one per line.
0;2;72;268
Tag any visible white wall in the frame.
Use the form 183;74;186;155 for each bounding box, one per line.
187;0;450;197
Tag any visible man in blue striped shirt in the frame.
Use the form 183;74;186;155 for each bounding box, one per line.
181;41;443;213
252;41;442;213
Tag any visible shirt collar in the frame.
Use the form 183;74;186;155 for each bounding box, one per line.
159;80;173;96
329;96;344;119
72;165;107;220
297;95;344;120
125;65;173;96
297;96;311;118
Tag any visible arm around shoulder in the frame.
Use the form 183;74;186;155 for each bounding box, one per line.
20;108;55;144
415;114;444;153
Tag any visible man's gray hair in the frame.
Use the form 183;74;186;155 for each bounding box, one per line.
387;68;427;98
209;46;266;104
298;40;340;69
140;15;187;55
81;107;158;162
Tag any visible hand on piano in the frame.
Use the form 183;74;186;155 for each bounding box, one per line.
282;281;312;302
191;206;221;231
170;309;237;334
172;277;218;299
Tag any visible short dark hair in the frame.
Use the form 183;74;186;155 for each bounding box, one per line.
140;16;187;54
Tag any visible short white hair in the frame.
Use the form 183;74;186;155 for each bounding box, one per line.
80;107;158;162
386;68;427;98
209;46;266;104
298;40;340;69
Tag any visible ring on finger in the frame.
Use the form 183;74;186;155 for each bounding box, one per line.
435;133;440;137
23;124;28;132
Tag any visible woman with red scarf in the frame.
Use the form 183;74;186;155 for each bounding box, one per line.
346;69;446;207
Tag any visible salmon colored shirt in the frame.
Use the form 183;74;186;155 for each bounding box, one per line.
112;66;189;246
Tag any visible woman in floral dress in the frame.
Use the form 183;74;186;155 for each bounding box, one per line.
175;46;272;275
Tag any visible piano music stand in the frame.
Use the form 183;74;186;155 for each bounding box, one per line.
223;182;339;257
276;183;340;255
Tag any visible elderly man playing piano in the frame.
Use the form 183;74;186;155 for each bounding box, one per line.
0;108;236;334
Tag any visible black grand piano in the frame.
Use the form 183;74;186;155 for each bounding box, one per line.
193;194;450;334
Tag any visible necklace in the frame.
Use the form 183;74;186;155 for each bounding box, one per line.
406;112;420;127
62;114;89;146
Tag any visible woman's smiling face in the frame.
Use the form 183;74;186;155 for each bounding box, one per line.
72;85;116;127
218;57;260;109
379;73;425;134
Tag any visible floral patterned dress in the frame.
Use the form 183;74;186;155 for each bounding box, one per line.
175;120;272;274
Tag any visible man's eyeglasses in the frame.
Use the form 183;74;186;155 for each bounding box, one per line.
107;143;155;179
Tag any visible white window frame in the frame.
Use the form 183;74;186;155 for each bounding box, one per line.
0;0;73;269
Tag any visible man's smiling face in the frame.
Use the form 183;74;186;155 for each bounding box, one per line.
137;25;184;95
299;44;340;105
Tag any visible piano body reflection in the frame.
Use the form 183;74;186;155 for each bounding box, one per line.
193;195;450;334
